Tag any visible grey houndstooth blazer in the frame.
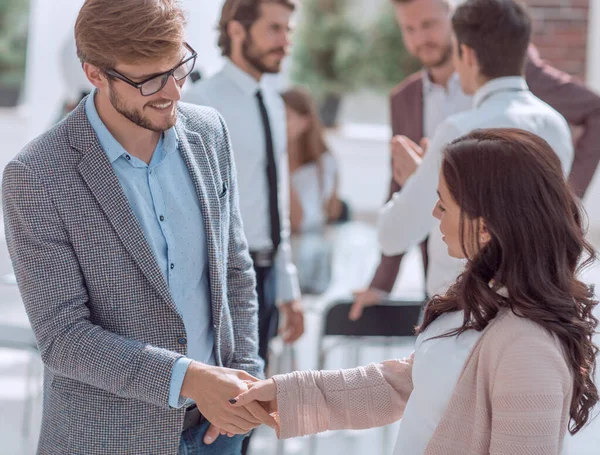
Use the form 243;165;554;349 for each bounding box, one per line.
2;100;264;454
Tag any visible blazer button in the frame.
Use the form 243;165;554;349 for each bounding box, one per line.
177;337;187;345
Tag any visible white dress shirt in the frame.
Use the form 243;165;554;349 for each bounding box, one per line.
394;310;483;454
422;71;472;138
378;77;574;297
183;60;300;302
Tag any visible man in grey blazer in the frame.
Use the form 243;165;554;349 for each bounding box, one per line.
2;0;272;454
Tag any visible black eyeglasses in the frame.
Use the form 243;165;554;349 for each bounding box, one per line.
104;43;198;96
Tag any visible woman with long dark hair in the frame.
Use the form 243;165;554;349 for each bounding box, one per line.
230;129;598;454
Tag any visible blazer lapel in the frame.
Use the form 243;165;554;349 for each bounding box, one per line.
175;117;223;333
69;103;177;313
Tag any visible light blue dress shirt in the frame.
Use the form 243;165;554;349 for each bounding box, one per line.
85;91;215;408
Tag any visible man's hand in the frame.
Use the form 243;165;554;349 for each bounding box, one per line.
180;362;276;444
279;300;304;344
391;135;426;186
349;287;389;321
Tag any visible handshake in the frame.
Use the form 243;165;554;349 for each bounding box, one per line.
181;362;278;444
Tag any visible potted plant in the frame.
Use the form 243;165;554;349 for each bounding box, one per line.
289;0;366;127
362;2;421;94
0;0;29;107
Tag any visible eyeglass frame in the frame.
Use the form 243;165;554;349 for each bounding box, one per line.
103;42;198;96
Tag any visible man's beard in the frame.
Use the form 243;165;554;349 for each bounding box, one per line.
242;35;286;75
108;81;176;133
419;42;453;70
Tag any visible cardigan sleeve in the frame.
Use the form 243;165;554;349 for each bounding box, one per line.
489;333;573;454
272;355;414;439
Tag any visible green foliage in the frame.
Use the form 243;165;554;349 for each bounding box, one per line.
289;0;367;101
0;0;29;87
362;3;421;93
290;0;421;99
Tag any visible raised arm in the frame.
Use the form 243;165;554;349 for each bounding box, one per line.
378;122;459;256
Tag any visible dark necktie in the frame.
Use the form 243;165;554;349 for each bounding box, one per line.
255;90;281;251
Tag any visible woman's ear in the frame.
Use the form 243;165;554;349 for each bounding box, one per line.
478;219;492;246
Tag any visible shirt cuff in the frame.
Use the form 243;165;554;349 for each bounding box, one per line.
168;357;193;408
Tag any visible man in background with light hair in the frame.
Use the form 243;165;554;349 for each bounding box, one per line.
2;0;273;453
350;0;600;320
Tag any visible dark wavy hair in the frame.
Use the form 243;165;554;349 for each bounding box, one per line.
417;128;598;434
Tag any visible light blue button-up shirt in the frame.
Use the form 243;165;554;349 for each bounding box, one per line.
85;91;215;408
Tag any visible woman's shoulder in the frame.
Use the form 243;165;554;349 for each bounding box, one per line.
483;310;556;348
480;310;571;376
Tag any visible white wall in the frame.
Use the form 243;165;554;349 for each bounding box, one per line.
23;0;226;141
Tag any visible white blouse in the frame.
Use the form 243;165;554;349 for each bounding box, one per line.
393;310;483;454
290;152;337;233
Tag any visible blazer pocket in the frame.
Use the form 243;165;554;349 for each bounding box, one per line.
218;182;228;199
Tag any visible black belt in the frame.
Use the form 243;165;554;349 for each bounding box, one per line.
183;404;204;432
250;249;275;267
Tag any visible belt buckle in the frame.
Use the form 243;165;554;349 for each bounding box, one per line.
253;249;273;267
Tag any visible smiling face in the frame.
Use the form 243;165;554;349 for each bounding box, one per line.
102;51;188;132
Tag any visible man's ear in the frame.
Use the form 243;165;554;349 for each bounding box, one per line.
461;43;478;70
228;20;247;44
82;62;105;90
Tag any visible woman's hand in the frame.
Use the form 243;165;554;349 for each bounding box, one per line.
230;378;278;415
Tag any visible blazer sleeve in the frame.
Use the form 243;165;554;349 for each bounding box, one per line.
489;334;572;454
216;113;265;379
272;356;414;439
2;159;183;409
525;46;600;198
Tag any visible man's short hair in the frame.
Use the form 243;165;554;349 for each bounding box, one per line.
218;0;296;57
452;0;531;78
75;0;187;69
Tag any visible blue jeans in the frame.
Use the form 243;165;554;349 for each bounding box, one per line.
178;419;247;455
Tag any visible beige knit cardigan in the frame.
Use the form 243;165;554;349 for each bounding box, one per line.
273;309;574;454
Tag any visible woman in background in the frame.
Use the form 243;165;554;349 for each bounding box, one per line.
282;87;349;234
282;88;349;294
231;129;599;454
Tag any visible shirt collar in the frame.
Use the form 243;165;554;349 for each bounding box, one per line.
222;58;263;96
84;88;179;163
422;70;461;94
473;76;528;108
